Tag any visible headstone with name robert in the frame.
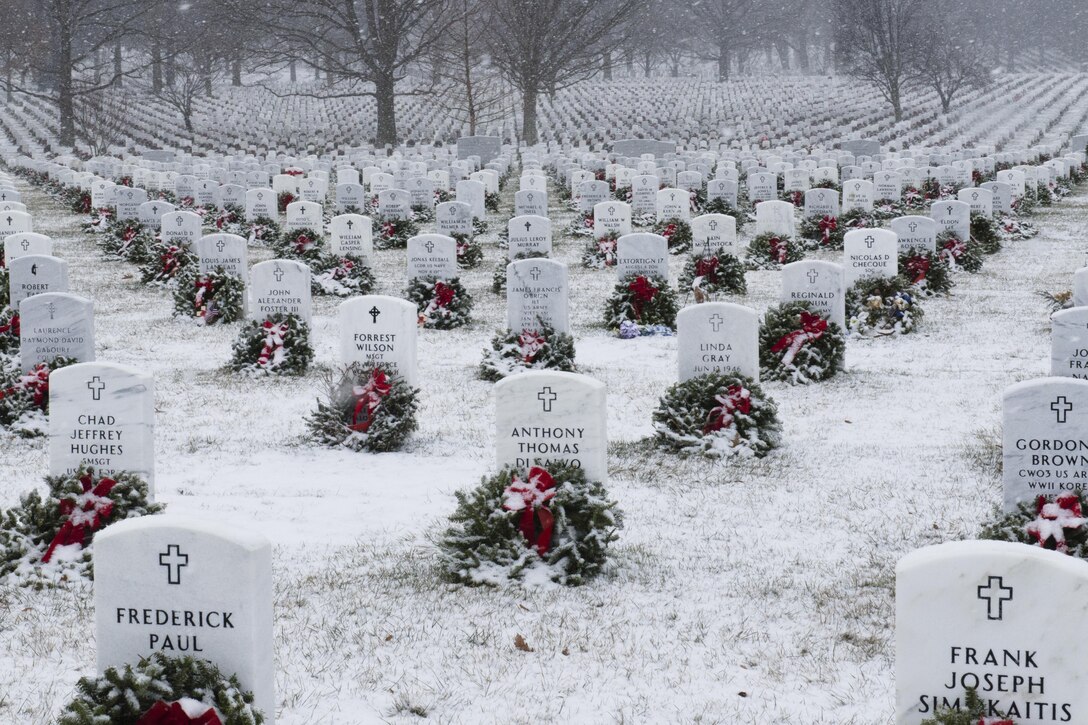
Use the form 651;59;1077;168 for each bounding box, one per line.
377;189;411;221
48;361;154;487
890;216;938;254
958;187;993;217
896;539;1088;724
508;216;552;259
844;229;898;287
676;303;758;382
981;182;1014;215
4;232;52;265
249;260;312;324
407;234;458;281
328;214;372;261
20;292;95;372
340;296;418;386
781;261;846;331
436;201;472;237
94;517;275;722
1051;307;1088;379
507;259;569;334
494;371;607;482
616;233;668;280
8;255;68;307
804;188;840;219
245;189;276;221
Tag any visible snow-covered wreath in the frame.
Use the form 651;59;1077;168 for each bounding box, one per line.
581;232;619;269
604;274;678;337
438;462;622;586
173;269;246;325
759;302;845;385
479;323;577;381
407;277;473;329
242;217;282;246
980;492;1088;559
652;372;782;459
846;276;923;336
0;356;75;436
272;227;325;263
305;364;419;453
652;218;693;254
677;253;747;301
971;212;1002;255
454;233;484;269
745;233;805;270
936;231;983;273
797;214;845;250
374;218;420;250
567;211;595;239
57;653;263;725
311;254;375;297
140;243;197;287
899;249;953;297
100;220;156;265
228;313;314;376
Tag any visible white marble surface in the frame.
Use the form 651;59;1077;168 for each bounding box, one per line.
691;214;739;257
593;203;631;240
3;232;52;265
245;188;276;220
514;190;547;218
328;214;373;260
340;296;418;386
781;260;847;332
507;259;568;334
844;228;898;287
507;215;552;259
616;233;668;281
931;200;972;241
285;201;322;231
435;201;472;236
677;302;758;382
842;179;875;212
804;187;840;218
19;292;94;372
407;234;458;282
250;260;311;324
8;254;68;307
1051;308;1088;379
754;200;795;237
161;211;202;249
890;216;938;254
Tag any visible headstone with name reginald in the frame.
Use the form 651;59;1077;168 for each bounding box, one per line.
20;292;95;372
250;260;312;324
49;361;154;488
1051;308;1088;379
507;259;569;334
340;296;418;386
1002;377;1088;510
494;371;607;482
8;254;68;307
616;233;668;281
94;517;275;722
407;234;458;281
896;540;1088;724
676;303;758;382
844;229;898;287
781;261;847;332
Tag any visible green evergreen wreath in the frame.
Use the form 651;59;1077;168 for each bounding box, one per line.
702;198;747;234
454;232;484;269
173;268;245;325
305;364;419;452
0;465;162;587
581;232;620;269
836;208;877;237
653;218;693;254
479;323;577;381
140;242;197;287
936;231;983;273
491;251;549;294
242;217;282;246
568;211;595;238
373;218;420;250
759;302;845;385
411;203;436;223
745;233;805;270
277;190;296;213
652;372;782;458
0;356;76;434
970;212;1002;255
438;462;622;586
920;688;1016;725
472;217;489;236
846;275;923;336
980;491;1088;559
0;266;9;310
1035;184;1053;206
406;276;473;329
899;249;953;297
797;214;845;250
311;254;375;297
57;653;263;725
485;190;501;212
100;221;156;265
677;253;747;300
604;274;678;331
228;313;313;376
272;226;326;263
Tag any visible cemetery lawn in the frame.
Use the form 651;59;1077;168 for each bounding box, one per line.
1;178;1083;724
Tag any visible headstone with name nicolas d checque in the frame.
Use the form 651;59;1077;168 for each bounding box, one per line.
844;229;898;287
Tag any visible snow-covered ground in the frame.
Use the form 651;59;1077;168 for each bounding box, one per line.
0;174;1082;724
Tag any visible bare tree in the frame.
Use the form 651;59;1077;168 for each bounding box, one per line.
487;0;638;145
240;0;460;147
433;0;511;136
72;89;132;155
156;59;221;133
834;0;923;122
689;0;767;82
912;5;991;113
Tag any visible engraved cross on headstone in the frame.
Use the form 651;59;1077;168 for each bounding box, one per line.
346;219;354;230
20;239;29;251
537;387;557;412
369;306;381;323
424;240;435;254
977;576;1013;621
524;220;532;232
709;314;724;332
273;264;285;282
216;240;226;253
159;544;189;586
865;235;875;249
87;376;106;401
909;222;918;233
1052;396;1073;423
807;269;819;284
529;267;542;281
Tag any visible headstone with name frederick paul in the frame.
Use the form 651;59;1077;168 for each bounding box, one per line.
94;517;275;722
4;232;52;265
340;296;418;386
49;361;154;488
494;371;607;482
890;216;938;254
8;254;68;307
1002;377;1088;510
507;259;569;334
616;233;669;280
20;292;95;372
249;260;312;324
507;215;552;259
1051;308;1088;379
781;261;847;332
676;303;758;382
844;229;898;287
896;540;1088;724
407;234;458;281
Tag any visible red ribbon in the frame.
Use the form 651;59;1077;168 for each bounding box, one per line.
293;234;312;254
0;313;19;337
122;227;138;243
769;237;787;264
770;311;827;367
502;466;556;555
695;256;719;281
1026;493;1086;553
193;277;215;316
382;221;396;239
518;330;546;363
628;275;658;322
350;369;392;432
41;472;118;563
703;385;751;434
818;215;837;245
0;362;49;408
332;258;355;280
940;237;966;262
257;319;289;369
160;246;180;277
434;281;455;308
662;223;677;240
905;255;930;285
137;701;222;725
597;238;617;265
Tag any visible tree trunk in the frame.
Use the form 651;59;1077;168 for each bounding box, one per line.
5;64;12;103
58;51;75;147
795;35;810;72
204;72;212;97
113;43;123;87
775;39;791;70
717;40;730;81
890;85;903;122
166;50;177;87
624;50;634;77
602;50;612;81
521;86;538;146
374;73;398;146
232;57;241;86
152;42;163;94
289;60;297;82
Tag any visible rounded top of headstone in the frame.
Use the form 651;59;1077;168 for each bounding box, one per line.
896;539;1088;579
95;514;270;552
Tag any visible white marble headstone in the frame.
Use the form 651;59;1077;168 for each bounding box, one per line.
593;202;631;239
514;190;547;218
250;260;312;324
507;216;552;259
407;234;458;281
9;254;68;307
890;216;938;254
931;200;971;242
19;292;95;372
844;229;898;287
328;214;373;261
1051;308;1088;379
160;211;202;249
781;261;847;332
691;214;739;257
616;233;669;280
676;303;758;382
4;232;52;265
754;200;795;237
340;296;418;386
507;259;569;334
435;201;472;237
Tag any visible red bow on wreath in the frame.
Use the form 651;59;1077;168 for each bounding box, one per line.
628;275;658;322
138;701;222;725
1026;493;1086;553
0;362;49;409
194;277;214;314
518;330;546;363
122;227;137;242
818;216;837;245
769;237;787;264
293;234;313;254
597;238;617;265
350;369;392;433
770;311;827;368
703;385;751;435
662;223;677;240
940;238;966;262
0;313;19;337
905;255;930;285
502;466;556;555
257;319;289;369
161;246;180;277
695;256;719;281
332;258;354;280
434;281;455;308
41;471;118;563
456;240;469;257
382;221;396;239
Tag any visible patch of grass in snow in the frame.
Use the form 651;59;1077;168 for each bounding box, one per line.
964;426;1002;479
